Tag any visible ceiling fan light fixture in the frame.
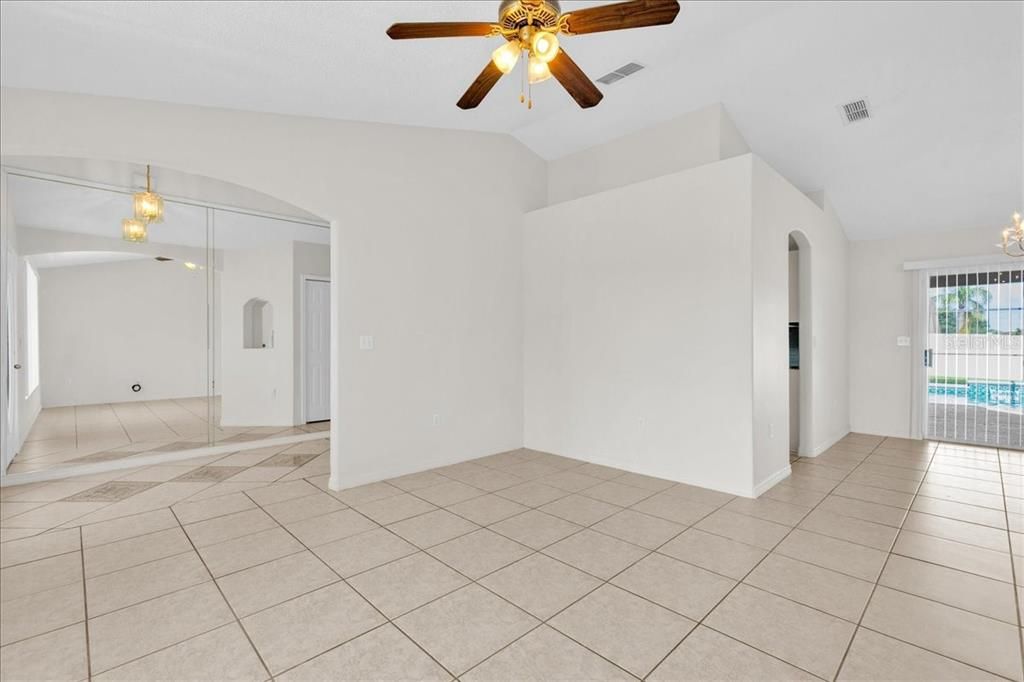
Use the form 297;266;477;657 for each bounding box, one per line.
122;217;148;243
531;30;559;62
491;40;521;74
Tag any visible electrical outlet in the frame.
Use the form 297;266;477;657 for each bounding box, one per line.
359;335;374;350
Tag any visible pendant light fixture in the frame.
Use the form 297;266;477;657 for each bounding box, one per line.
122;217;148;243
121;164;163;243
1002;211;1023;257
133;164;164;223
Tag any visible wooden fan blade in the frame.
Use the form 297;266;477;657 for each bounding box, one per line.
563;0;680;35
548;49;603;109
386;22;496;39
457;61;504;109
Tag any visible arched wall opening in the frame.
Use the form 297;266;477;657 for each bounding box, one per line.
0;156;334;484
788;229;814;456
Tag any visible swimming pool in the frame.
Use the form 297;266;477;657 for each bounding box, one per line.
929;381;1022;408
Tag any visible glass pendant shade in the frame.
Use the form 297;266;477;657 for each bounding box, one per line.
531;31;559;63
122;217;148;243
133;190;164;223
492;40;521;74
528;56;552;84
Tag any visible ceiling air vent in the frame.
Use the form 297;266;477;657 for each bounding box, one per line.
596;62;645;85
839;98;871;125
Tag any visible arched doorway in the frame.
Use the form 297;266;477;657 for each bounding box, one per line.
788;230;813;457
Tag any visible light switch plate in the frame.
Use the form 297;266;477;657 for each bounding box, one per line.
896;336;910;347
359;335;374;350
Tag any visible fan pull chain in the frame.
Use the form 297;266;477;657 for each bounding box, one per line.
519;47;526;104
527;49;533;110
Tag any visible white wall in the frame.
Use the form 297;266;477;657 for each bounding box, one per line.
218;239;330;427
38;258;208;407
546;104;749;205
0;87;548;488
849;226;1012;438
751;158;849;488
524;156;756;496
220;243;294;426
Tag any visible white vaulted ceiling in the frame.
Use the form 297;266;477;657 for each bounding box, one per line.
1;1;1020;239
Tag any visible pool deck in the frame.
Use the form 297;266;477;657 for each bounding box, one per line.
928;402;1023;449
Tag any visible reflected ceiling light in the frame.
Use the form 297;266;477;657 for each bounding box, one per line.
183;262;200;271
133;164;164;224
1002;211;1023;257
122;217;147;243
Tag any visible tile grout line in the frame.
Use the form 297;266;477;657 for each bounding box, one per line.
2;440;1014;680
635;442;884;682
238;487;464;681
78;526;93;682
995;446;1024;681
165;504;275;682
457;485;742;681
829;440;940;681
257;457;686;679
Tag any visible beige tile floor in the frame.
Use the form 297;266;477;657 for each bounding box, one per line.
9;397;330;476
0;433;1022;681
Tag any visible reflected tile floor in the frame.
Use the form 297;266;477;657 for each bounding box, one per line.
1;434;1022;681
8;397;330;476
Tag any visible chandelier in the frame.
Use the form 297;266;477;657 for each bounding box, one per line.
1003;211;1023;257
121;164;164;243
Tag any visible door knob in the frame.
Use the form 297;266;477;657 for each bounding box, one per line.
12;364;22;369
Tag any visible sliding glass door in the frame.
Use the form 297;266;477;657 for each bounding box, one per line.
924;265;1023;448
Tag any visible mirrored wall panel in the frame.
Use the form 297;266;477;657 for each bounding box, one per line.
2;159;330;478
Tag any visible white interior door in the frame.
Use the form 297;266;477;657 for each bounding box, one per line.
3;250;19;468
303;278;330;423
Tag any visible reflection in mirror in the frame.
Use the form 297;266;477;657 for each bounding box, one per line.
1;159;330;479
215;214;331;450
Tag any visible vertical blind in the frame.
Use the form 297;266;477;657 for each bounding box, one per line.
924;265;1023;449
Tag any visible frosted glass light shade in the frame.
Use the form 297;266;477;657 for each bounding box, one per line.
528;56;551;84
122;217;147;243
531;31;559;63
133;190;164;223
492;41;521;74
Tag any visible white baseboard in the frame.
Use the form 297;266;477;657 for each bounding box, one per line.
806;427;851;457
0;431;326;487
523;445;755;499
328;446;521;492
751;464;792;498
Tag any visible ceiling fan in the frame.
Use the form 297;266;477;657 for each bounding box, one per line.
386;0;681;110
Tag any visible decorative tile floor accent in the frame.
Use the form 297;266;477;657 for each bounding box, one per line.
172;466;249;483
0;435;1022;681
61;481;161;503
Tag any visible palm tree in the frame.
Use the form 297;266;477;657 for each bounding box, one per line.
936;286;990;333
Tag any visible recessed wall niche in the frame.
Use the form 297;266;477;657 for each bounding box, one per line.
243;297;273;349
